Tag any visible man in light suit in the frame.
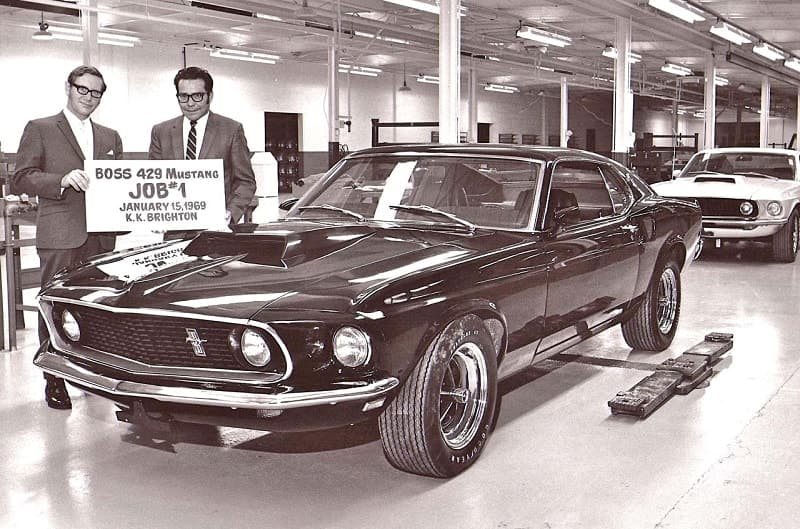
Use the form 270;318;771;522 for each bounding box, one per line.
13;65;123;410
149;66;256;236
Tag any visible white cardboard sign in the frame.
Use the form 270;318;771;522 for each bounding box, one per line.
84;159;227;232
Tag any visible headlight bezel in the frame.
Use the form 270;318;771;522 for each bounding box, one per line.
332;326;372;368
230;327;273;368
739;201;755;216
766;200;783;217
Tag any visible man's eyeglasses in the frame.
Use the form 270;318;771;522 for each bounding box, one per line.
71;83;103;99
176;92;207;103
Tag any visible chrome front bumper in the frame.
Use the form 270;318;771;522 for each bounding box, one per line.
701;218;785;239
34;349;400;410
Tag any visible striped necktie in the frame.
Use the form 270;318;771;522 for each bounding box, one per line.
186;120;197;160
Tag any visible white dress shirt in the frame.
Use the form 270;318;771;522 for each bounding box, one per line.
63;107;94;160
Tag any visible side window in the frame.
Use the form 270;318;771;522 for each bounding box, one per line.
600;165;634;214
550;161;614;225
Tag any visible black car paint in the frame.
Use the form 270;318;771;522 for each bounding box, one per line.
36;145;701;433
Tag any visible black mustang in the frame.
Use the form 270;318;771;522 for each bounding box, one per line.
35;145;701;478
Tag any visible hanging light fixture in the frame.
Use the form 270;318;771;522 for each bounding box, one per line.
647;0;705;23
398;63;411;92
753;42;785;62
661;62;693;76
516;23;571;47
32;12;53;41
709;20;752;46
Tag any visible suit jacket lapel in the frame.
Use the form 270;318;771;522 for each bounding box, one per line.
56;112;85;161
171;117;184;160
199;112;216;159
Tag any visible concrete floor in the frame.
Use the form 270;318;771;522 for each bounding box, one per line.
1;242;799;529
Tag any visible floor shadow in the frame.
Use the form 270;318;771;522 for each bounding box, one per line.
699;241;777;263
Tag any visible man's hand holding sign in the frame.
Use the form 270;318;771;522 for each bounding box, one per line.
84;159;227;232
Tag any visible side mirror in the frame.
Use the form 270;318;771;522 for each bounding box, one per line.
279;197;300;211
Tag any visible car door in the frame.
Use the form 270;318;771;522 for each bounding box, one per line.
536;159;641;356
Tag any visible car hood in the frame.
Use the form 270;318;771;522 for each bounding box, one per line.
653;173;800;200
45;221;504;318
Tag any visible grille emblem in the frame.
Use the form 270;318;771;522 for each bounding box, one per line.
185;328;208;357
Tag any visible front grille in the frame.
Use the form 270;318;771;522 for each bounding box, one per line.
61;304;245;370
693;197;758;218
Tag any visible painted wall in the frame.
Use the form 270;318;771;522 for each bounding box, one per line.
1;24;558;169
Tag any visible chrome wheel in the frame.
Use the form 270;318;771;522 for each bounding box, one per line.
657;267;679;334
440;342;489;450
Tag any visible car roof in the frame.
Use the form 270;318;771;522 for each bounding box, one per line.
694;147;799;156
347;144;619;164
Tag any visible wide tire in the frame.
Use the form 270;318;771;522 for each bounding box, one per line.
622;256;681;351
772;210;799;263
378;314;498;478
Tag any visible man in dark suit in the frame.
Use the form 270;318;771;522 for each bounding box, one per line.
148;66;256;236
13;65;123;410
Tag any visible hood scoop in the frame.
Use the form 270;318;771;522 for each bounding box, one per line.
185;225;375;267
695;176;736;184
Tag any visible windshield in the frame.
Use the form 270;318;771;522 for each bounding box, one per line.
289;155;542;229
680;151;796;180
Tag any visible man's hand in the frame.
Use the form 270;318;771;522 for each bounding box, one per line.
61;169;90;192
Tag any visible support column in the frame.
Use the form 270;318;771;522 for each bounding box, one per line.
438;0;460;143
466;60;477;143
760;76;770;148
80;0;99;66
703;52;716;149
540;94;547;145
327;39;340;167
797;89;800;148
560;77;568;147
612;16;633;165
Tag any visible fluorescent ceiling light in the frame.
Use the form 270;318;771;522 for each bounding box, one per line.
753;42;785;62
601;45;641;63
661;62;693;76
353;31;409;44
383;0;467;16
210;48;279;64
516;25;571;47
709;21;752;45
339;64;382;77
255;12;283;21
417;74;439;84
648;0;705;23
484;83;519;94
693;111;705;118
784;57;800;73
31;24;140;46
714;75;729;86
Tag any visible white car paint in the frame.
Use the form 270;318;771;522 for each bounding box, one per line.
652;148;800;240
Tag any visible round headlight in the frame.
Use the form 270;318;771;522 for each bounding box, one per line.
739;201;754;216
62;309;81;342
333;327;371;367
240;329;271;367
766;201;783;216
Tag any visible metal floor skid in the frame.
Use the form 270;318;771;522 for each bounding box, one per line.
608;333;733;418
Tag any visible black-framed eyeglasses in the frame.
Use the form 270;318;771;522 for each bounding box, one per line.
176;92;207;103
71;83;103;99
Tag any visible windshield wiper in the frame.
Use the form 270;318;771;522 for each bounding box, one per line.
299;204;366;222
390;204;476;232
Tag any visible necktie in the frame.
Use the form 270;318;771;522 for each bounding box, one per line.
186;120;197;160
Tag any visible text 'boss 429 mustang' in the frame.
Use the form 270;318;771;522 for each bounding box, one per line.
35;145;701;478
652;147;800;262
